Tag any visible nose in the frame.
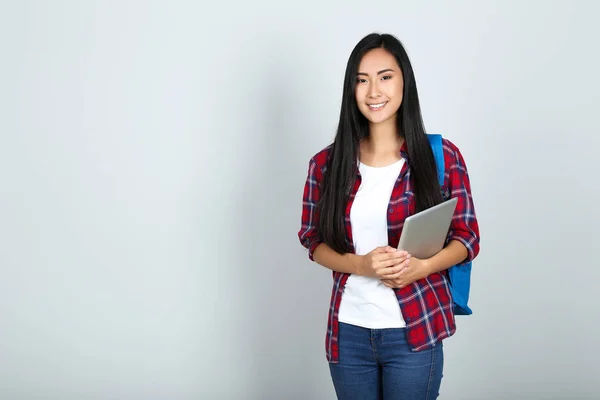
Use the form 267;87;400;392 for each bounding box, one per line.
368;81;381;98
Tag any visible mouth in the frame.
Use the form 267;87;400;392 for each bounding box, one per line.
367;101;387;111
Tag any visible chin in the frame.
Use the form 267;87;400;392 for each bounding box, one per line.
366;113;392;125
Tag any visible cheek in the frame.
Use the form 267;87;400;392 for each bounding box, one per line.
394;83;404;102
394;93;403;107
386;85;403;109
355;86;365;101
355;88;368;112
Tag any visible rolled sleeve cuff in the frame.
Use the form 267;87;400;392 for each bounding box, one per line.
307;239;324;261
448;233;479;264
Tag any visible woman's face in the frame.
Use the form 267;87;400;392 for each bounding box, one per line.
355;48;404;126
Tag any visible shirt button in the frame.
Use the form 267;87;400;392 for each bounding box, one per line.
389;208;394;213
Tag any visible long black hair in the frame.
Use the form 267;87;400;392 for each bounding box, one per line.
318;32;443;255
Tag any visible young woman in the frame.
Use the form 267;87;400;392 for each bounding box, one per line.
298;33;480;399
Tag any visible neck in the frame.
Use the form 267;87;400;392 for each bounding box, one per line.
363;118;403;154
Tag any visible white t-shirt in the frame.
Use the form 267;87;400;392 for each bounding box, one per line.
337;158;407;329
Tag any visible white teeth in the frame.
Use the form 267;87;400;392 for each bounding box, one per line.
369;102;386;109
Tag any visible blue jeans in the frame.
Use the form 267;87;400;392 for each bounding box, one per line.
328;322;444;400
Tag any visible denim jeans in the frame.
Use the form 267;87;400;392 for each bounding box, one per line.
328;322;444;400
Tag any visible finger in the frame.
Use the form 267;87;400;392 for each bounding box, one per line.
371;257;402;272
372;254;411;274
373;258;404;271
379;259;411;278
392;249;408;256
382;272;403;282
376;252;409;263
385;256;411;271
376;262;407;277
375;264;401;276
382;271;405;282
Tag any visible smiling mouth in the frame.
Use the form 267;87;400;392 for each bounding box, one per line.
367;102;387;111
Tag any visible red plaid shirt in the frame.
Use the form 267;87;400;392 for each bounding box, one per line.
298;138;480;363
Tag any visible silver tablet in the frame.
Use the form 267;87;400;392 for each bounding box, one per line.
397;197;458;259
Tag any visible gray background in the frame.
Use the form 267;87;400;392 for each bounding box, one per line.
1;0;599;399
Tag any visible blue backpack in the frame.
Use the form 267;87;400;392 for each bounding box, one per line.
427;134;473;316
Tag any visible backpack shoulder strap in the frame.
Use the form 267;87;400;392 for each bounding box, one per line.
427;134;445;186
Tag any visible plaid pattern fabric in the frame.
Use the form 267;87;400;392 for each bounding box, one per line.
298;138;480;363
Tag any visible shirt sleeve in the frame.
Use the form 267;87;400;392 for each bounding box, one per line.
444;141;480;263
298;157;324;261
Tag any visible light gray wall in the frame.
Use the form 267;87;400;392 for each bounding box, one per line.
1;1;598;399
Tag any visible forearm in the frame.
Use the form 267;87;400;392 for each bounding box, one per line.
424;240;469;275
312;243;364;275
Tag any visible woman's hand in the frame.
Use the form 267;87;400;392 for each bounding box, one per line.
357;246;411;278
381;256;431;289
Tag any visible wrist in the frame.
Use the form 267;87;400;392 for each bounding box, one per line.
421;258;433;276
350;254;364;275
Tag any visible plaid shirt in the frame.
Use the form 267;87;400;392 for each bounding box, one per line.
298;138;480;363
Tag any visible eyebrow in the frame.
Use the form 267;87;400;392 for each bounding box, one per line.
357;68;395;76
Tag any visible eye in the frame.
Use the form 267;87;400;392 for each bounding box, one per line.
356;78;367;84
381;75;392;81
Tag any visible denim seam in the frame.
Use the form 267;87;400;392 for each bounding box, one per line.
370;329;380;365
426;344;436;399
